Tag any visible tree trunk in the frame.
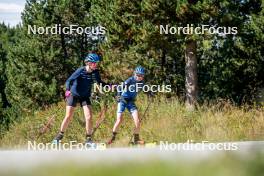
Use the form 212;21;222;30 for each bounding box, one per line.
185;39;198;111
161;49;166;74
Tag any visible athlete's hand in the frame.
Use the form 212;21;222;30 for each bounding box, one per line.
115;95;121;102
65;90;71;97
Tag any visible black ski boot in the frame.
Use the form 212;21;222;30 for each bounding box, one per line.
52;131;64;144
85;135;96;148
132;134;144;145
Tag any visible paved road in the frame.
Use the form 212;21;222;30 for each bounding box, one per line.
0;141;263;171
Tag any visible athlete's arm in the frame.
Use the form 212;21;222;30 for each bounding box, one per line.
141;81;155;97
93;69;108;86
117;77;132;97
65;68;83;91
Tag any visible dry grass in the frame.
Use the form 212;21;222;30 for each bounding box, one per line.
0;95;263;148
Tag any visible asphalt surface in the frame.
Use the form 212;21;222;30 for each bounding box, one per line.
0;141;263;171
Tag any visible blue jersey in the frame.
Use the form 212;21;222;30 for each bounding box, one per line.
117;76;144;99
66;67;106;97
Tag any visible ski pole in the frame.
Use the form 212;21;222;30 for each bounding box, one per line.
91;84;118;137
92;101;116;137
128;96;153;144
91;105;107;137
35;115;55;141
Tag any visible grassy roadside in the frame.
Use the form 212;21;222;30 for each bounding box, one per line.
0;95;263;148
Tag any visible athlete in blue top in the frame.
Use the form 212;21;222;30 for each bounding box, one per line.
107;66;149;145
53;52;108;144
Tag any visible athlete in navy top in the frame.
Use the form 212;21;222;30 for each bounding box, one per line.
66;67;106;97
53;53;108;145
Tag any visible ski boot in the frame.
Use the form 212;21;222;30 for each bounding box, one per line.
107;132;117;145
52;132;64;144
131;134;145;146
85;135;97;149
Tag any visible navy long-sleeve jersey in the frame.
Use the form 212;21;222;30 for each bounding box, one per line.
65;67;106;97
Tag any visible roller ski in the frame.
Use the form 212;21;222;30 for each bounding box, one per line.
129;134;145;146
52;131;64;144
84;135;97;149
129;134;157;147
106;132;117;145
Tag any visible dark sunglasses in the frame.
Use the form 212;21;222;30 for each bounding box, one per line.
136;74;144;78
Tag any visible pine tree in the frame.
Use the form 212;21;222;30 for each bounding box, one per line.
91;0;263;108
5;0;100;111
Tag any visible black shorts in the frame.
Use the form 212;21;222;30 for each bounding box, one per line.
66;95;91;107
